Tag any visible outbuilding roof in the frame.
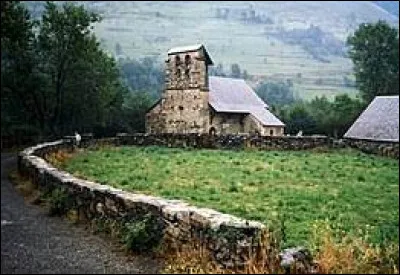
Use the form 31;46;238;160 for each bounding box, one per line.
344;95;399;142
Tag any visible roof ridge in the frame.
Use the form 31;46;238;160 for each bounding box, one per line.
167;44;203;54
375;95;399;98
209;76;246;82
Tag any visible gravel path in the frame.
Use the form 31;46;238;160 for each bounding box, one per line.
1;153;161;274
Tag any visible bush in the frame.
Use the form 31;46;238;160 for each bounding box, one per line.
122;214;164;252
45;187;72;216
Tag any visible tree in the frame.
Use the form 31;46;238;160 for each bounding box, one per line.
307;94;364;138
230;63;241;78
1;1;39;137
119;91;155;133
273;94;364;137
1;1;127;138
308;96;335;136
255;81;296;106
36;1;105;134
118;57;163;98
242;69;249;80
209;63;226;77
330;94;364;137
286;103;316;135
115;42;123;56
347;21;399;102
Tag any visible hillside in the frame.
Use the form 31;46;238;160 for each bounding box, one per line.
25;1;399;100
373;1;399;17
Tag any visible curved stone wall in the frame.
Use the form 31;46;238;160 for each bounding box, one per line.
17;135;397;267
17;140;265;267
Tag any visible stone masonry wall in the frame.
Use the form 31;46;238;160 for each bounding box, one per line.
159;89;209;134
116;133;331;150
17;135;397;267
116;134;398;159
344;138;399;159
18;140;266;268
210;112;246;135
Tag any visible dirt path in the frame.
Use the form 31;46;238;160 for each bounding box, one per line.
1;153;161;274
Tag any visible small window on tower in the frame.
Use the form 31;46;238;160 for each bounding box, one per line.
179;106;184;111
175;55;181;66
185;54;191;65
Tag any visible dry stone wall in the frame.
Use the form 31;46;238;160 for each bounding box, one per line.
343;138;399;159
116;133;331;150
17;135;397;268
18;140;266;267
116;134;398;159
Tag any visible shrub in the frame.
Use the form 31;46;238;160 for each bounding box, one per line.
45;187;73;216
122;214;164;252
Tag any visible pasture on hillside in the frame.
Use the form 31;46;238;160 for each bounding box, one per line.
61;146;399;247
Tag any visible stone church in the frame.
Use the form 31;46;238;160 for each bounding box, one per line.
146;44;285;136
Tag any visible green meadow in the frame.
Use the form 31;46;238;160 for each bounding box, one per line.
61;146;399;247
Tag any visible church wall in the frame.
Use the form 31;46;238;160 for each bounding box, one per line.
145;46;285;136
209;112;245;135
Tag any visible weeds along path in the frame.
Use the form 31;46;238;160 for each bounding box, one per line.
1;153;161;274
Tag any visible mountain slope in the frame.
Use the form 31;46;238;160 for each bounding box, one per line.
373;1;399;17
24;1;399;100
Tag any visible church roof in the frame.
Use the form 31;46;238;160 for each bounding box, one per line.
344;95;399;142
167;44;213;65
168;44;203;54
209;76;285;127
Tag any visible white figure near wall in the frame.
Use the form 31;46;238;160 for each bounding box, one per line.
74;131;81;147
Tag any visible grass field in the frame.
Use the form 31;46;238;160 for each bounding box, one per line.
61;146;399;247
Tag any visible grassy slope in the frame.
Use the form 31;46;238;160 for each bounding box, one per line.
62;146;399;247
24;1;398;100
86;1;398;100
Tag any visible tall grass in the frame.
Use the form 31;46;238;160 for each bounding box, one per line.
161;222;399;274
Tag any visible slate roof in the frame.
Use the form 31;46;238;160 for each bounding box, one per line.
344;95;399;142
167;44;213;65
209;76;285;126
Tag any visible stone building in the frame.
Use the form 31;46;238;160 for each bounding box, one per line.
146;44;285;136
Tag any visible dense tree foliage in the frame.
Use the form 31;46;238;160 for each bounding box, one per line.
1;1;38;138
118;57;163;99
272;94;364;137
347;21;399;102
209;63;249;79
255;80;296;106
2;1;127;138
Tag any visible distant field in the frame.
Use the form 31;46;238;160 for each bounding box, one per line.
25;1;398;100
62;146;399;247
93;1;356;99
85;1;396;100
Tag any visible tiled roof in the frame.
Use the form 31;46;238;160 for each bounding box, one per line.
167;44;203;54
167;44;213;65
209;76;284;126
344;95;399;142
